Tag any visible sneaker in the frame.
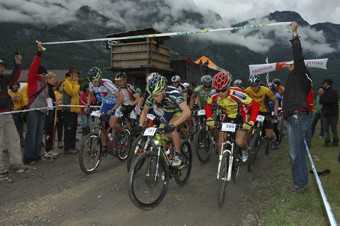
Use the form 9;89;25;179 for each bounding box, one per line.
58;142;64;149
288;184;309;193
44;152;53;158
241;150;248;162
171;155;182;167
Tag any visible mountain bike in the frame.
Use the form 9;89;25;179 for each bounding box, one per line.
216;121;243;207
247;114;270;172
128;126;192;210
79;110;131;174
126;113;160;172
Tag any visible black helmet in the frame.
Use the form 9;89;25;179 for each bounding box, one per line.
248;75;260;85
87;67;102;82
200;75;213;88
115;72;127;81
272;78;281;86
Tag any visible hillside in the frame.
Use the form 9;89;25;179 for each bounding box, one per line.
0;6;339;87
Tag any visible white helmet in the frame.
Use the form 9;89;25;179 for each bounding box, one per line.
183;82;190;88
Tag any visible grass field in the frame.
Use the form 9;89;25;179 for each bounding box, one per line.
258;124;340;225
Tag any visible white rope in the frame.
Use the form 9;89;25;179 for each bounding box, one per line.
0;105;100;115
42;22;291;45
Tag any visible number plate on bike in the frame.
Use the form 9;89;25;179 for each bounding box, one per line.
147;114;156;120
221;123;236;132
256;115;265;122
197;109;206;116
144;127;157;136
91;110;101;117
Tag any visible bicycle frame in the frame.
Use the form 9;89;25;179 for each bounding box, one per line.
217;133;235;182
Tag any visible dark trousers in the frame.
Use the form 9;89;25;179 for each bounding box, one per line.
311;112;324;137
322;114;339;144
56;110;63;142
12;113;24;144
63;111;78;151
45;112;54;152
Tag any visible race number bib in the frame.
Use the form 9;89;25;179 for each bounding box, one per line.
221;123;236;132
143;127;157;136
256;115;265;122
91;110;101;117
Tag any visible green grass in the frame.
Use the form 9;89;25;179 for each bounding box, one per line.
258;126;340;226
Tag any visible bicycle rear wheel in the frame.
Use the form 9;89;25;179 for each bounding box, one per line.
79;132;102;174
265;138;271;155
278;118;284;144
217;152;230;207
116;128;131;161
128;151;169;210
248;133;260;172
174;140;192;186
194;127;212;164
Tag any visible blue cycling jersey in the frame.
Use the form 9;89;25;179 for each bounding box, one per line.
89;79;118;105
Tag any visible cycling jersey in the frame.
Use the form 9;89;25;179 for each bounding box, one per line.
89;79;118;105
193;85;211;108
245;86;277;113
205;87;259;123
171;83;187;95
117;83;136;105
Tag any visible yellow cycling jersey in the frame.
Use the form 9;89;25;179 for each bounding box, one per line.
245;86;277;113
206;87;254;119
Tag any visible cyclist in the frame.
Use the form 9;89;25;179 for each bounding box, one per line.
86;67;124;153
205;71;260;159
233;79;244;90
171;75;188;100
267;82;282;149
115;72;140;125
245;75;279;148
190;75;213;110
138;73;191;166
272;78;285;96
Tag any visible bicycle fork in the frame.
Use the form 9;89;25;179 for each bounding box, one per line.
217;141;234;181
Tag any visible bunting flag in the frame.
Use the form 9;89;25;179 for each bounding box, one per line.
249;58;328;76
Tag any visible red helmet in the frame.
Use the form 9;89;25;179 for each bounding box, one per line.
213;71;232;91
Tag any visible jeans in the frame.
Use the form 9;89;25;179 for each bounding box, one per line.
311;112;324;137
305;112;313;148
80;113;92;128
24;110;46;163
286;112;309;187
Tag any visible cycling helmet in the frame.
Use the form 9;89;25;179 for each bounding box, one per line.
233;79;243;87
171;75;181;83
183;82;190;88
200;75;213;88
115;72;127;81
146;72;166;95
248;75;261;85
87;67;102;82
272;78;281;86
267;82;276;90
213;71;232;91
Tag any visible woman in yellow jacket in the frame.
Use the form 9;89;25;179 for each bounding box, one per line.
62;67;80;154
54;81;64;149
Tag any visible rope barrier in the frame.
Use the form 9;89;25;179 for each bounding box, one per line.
305;140;338;226
41;22;291;45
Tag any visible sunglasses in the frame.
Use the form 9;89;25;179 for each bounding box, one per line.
216;88;227;93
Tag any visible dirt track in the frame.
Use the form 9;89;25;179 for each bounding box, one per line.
0;139;275;226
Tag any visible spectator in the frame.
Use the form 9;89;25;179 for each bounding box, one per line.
62;66;80;154
282;21;312;193
44;72;59;158
320;79;339;147
0;53;25;174
311;87;324;139
8;81;25;146
54;80;64;148
79;82;95;137
24;42;49;165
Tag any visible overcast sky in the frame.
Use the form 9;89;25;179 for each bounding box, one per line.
0;0;339;56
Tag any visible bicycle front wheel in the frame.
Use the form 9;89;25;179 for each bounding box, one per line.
116;128;132;161
194;127;212;164
217;152;230;207
174;140;192;186
128;151;169;210
79;132;102;174
248;132;260;172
